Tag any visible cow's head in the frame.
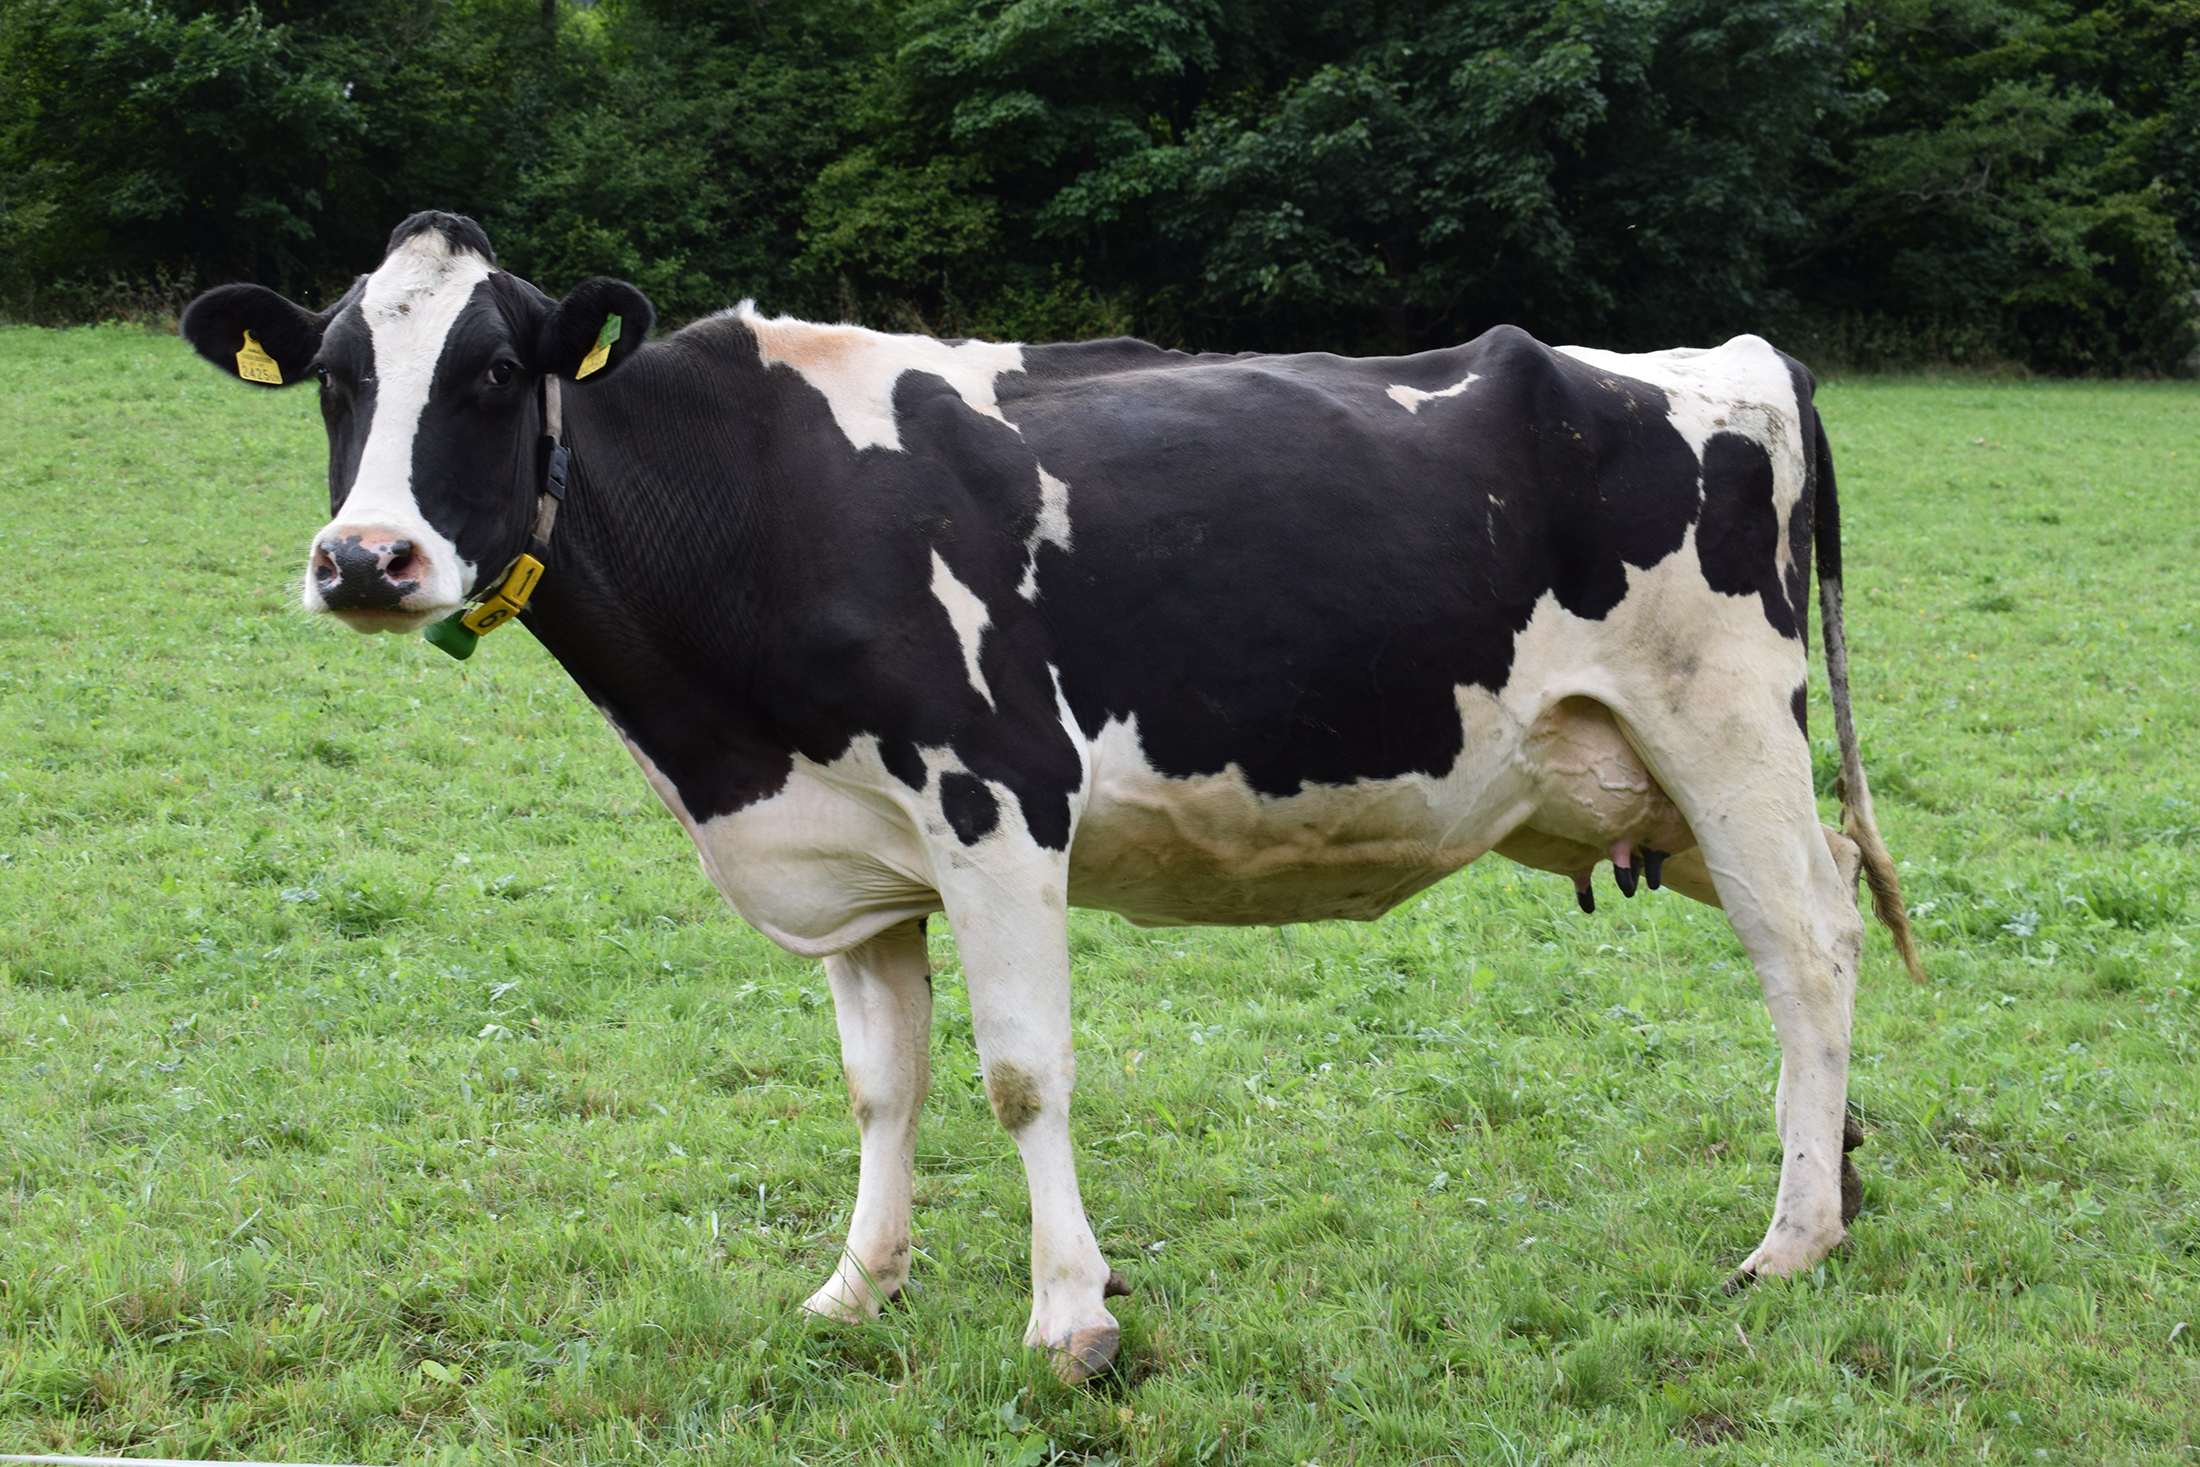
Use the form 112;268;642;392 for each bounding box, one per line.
181;212;653;632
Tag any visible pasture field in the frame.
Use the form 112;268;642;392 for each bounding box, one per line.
0;322;2195;1466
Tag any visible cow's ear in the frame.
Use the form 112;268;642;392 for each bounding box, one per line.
541;278;653;383
179;283;327;388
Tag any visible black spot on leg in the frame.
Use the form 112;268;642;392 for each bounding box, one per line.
1791;683;1809;737
939;772;999;844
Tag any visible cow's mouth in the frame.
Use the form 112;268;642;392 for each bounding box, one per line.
325;605;450;634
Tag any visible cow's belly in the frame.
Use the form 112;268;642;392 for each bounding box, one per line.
1065;701;1534;926
618;676;1708;952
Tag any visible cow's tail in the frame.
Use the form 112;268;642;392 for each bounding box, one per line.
1813;415;1927;984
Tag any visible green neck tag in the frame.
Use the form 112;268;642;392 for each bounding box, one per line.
423;613;480;660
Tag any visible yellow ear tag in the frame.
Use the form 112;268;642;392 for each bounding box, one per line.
236;329;283;385
574;313;622;380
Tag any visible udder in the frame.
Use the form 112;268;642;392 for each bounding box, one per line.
1493;696;1716;909
1495;696;1868;913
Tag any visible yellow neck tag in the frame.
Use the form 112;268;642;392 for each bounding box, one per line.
460;552;546;636
236;330;283;385
574;313;622;380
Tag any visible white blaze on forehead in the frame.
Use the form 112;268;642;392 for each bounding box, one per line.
1386;373;1480;413
735;301;1024;452
930;550;996;708
1016;466;1073;601
331;230;495;592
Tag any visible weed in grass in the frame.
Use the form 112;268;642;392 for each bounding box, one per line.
0;330;2196;1461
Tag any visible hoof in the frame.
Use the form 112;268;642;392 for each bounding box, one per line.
801;1263;897;1323
1049;1321;1122;1384
1103;1270;1131;1298
1723;1222;1848;1294
801;1287;872;1324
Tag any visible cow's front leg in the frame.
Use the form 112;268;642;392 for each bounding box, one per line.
950;895;1122;1383
803;917;933;1320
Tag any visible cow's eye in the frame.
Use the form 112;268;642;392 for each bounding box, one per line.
313;365;330;387
487;359;519;387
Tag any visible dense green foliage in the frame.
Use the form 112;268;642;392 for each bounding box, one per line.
3;328;2199;1460
7;0;2200;369
12;0;2200;367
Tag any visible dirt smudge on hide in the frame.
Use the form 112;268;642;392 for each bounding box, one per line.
985;1061;1044;1132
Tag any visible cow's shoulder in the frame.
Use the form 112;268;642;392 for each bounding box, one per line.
702;302;1025;453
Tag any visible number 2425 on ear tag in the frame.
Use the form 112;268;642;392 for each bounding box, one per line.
236;330;282;385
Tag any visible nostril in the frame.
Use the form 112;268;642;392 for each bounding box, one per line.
383;541;420;583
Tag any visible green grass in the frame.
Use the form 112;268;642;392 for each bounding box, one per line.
0;323;2195;1465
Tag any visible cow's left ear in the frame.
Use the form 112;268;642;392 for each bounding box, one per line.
541;278;654;383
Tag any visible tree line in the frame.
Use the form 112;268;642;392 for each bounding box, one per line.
5;0;2199;371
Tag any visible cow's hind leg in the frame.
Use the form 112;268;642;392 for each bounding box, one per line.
1619;686;1865;1285
804;917;933;1320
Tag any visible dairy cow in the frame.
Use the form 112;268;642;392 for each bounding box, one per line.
182;211;1923;1382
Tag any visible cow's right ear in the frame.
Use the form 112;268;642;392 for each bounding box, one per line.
180;284;327;388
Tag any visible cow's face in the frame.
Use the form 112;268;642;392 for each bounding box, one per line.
181;212;651;632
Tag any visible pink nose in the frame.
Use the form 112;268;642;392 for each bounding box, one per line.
311;531;425;610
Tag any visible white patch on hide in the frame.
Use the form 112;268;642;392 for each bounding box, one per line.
683;736;942;957
1385;373;1481;413
1065;698;1531;928
1017;467;1074;601
735;301;1025;452
930;550;996;708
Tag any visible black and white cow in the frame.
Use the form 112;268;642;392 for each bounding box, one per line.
183;211;1922;1382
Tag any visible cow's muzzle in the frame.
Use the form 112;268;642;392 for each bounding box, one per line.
310;532;424;611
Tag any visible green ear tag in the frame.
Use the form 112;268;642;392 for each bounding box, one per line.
575;313;623;379
423;613;480;660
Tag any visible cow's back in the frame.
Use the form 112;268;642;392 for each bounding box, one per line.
997;326;1723;800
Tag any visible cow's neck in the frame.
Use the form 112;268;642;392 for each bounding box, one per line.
517;333;801;821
